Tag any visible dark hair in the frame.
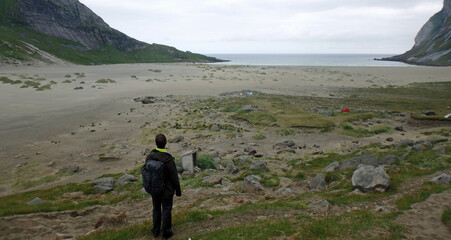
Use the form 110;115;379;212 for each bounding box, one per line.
155;134;167;149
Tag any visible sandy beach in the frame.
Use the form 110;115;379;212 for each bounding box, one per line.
0;63;450;240
1;63;450;151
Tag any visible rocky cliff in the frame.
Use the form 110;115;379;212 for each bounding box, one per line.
14;0;147;51
0;0;219;65
383;0;451;66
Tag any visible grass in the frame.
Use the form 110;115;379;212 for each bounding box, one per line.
14;172;71;189
0;168;147;217
197;154;216;170
96;78;116;83
442;208;451;231
0;76;21;84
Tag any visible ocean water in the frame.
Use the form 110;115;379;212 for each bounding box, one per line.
208;54;411;67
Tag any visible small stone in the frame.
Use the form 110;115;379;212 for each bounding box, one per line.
309;173;327;191
117;174;137;186
27;197;43;205
242;175;264;192
92;177;115;194
60;165;79;173
225;160;239;174
250;161;269;172
169;135;184;143
210;124;220;131
308;200;330;213
322;161;339;172
395;126;404;131
429;173;451;184
386;137;393;142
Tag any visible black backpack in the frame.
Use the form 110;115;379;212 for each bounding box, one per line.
142;159;165;195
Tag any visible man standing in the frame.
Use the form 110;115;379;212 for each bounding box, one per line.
146;134;181;239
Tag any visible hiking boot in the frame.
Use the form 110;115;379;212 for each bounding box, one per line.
162;230;173;239
150;229;160;238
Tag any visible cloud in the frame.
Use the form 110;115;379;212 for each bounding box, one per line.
79;0;443;53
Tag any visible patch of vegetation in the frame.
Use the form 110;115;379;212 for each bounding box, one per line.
442;208;451;231
252;133;266;140
62;80;72;83
197;154;216;170
75;72;86;78
23;80;40;88
339;123;393;138
260;175;280;188
0;76;21;84
95;78;116;83
74;86;83;90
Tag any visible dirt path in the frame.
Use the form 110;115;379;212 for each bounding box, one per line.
395;188;451;240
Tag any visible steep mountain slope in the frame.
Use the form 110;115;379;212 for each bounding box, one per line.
383;0;451;66
0;0;219;65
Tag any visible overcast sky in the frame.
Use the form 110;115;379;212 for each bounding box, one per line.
78;0;443;54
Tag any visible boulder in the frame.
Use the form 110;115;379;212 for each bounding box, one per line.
27;197;43;205
429;173;451;184
225;160;239;174
309;173;327;192
202;175;222;185
308;200;330;213
117;174;137;186
242;175;265;192
338;155;378;170
351;164;391;193
92;177;115;193
250;161;269;172
169;135;184;143
322;161;339;172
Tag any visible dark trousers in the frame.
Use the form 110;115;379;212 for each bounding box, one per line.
151;194;173;236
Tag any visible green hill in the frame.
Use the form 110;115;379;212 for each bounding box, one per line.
0;0;220;65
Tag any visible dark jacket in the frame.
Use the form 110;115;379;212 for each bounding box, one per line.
146;149;181;198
